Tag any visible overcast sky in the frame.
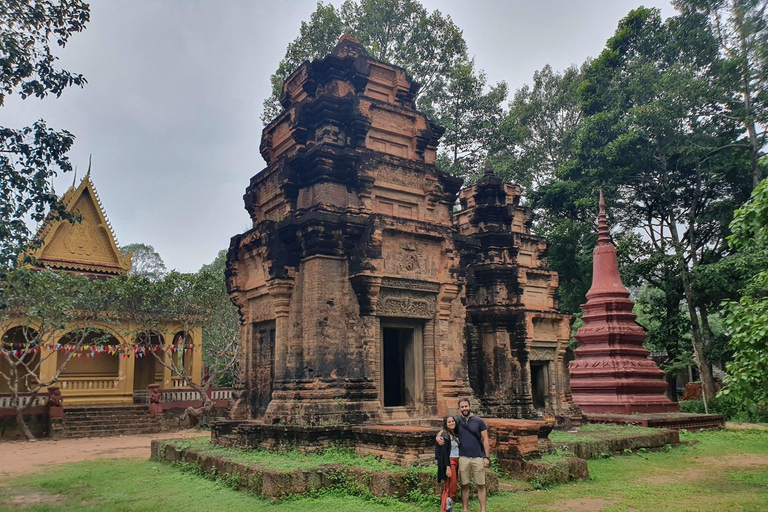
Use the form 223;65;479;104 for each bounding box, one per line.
4;1;675;273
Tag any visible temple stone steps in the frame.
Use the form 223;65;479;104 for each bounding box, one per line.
54;404;163;438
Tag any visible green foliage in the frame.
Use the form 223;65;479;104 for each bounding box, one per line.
105;261;239;393
532;8;755;396
119;243;167;281
720;178;768;415
634;284;694;374
197;250;239;387
425;58;508;181
673;0;768;187
0;0;90;269
680;395;768;422
492;63;586;195
0;268;117;439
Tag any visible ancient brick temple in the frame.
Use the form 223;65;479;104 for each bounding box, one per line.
226;35;580;425
569;193;678;414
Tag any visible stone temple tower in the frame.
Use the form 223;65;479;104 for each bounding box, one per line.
226;34;579;425
226;34;471;424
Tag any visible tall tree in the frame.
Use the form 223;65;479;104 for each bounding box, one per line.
120;243;167;281
674;0;768;188
0;0;90;269
492;63;586;195
426;59;508;181
720;175;768;416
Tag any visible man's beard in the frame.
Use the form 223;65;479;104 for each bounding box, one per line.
462;409;471;417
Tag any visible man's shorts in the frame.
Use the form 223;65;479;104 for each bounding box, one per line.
458;456;485;486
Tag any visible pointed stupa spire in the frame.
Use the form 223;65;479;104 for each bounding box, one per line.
597;189;612;246
569;191;678;414
86;154;92;177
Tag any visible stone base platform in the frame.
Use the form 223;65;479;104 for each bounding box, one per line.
151;439;498;499
212;417;554;468
585;412;725;431
543;425;681;459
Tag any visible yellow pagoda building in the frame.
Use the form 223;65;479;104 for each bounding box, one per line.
0;172;202;405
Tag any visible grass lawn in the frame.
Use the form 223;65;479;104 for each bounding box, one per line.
1;428;767;511
158;437;406;471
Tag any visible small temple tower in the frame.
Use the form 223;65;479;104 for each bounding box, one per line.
569;192;678;413
455;166;580;420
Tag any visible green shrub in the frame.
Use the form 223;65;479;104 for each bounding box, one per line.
679;395;768;423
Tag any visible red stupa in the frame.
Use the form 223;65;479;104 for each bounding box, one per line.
569;192;679;413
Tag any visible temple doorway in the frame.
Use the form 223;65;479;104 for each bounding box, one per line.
530;362;549;410
133;332;163;391
381;321;423;408
252;321;275;417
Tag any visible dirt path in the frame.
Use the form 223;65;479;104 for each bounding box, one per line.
0;429;208;477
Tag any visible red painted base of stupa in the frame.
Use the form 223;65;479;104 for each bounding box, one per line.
571;396;679;415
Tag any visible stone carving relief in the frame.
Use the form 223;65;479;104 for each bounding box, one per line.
529;348;556;361
378;289;436;319
63;220;96;257
380;277;439;293
383;243;437;277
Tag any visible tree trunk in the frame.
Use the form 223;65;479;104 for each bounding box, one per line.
15;405;34;441
667;220;717;400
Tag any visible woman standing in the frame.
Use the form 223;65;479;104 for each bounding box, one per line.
436;415;460;512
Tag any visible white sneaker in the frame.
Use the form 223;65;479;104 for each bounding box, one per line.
446;497;453;512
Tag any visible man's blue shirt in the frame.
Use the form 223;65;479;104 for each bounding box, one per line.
455;414;487;458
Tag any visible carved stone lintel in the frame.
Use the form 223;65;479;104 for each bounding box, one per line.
381;277;440;293
378;289;436;319
529;349;556;361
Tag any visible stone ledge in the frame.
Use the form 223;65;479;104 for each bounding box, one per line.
585;412;725;431
151;439;498;499
543;427;680;460
502;457;589;485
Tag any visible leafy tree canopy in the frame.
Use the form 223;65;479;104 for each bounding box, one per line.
0;0;90;270
120;243;167;281
721;175;768;414
491;63;586;196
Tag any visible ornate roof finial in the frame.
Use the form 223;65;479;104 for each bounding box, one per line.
332;33;368;58
597;189;612;246
86;154;92;177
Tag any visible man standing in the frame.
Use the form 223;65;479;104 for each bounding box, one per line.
437;398;490;512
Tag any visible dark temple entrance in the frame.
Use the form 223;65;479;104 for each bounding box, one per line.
382;323;423;408
252;321;275;417
530;362;549;410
